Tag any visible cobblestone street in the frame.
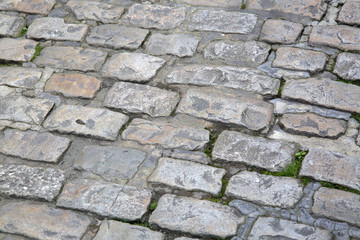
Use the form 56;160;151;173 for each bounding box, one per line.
1;0;360;239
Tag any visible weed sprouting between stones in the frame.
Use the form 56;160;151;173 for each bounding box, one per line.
351;113;360;123
241;3;246;9
336;77;360;87
149;200;157;211
263;150;311;185
18;27;27;38
210;178;228;204
204;127;217;158
320;181;360;195
30;44;44;62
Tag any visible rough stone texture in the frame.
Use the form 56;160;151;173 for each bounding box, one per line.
278;113;347;139
43;105;128;141
226;171;303;208
245;0;327;20
86;25;148;50
309;25;360;52
163;149;210;164
0;86;15;98
213;130;296;171
229;199;266;218
273;47;327;73
93;220;164;240
101;53;165;82
57;178;152;221
0;96;54;125
0;129;71;163
334;52;360;81
149;194;244;238
0;67;42;89
0;0;56;15
248;217;332;240
175;0;244;7
34;46;107;71
0;164;65;201
124;4;186;30
188;9;257;34
204;40;271;67
282;78;360;113
313;187;360;227
104;82;179;117
260;19;303;44
148;157;226;195
75;146;147;183
270;98;351;120
166;65;280;96
45;73;102;99
268;121;360;158
27;17;88;42
0;38;37;62
146;33;200;57
0;202;91;240
0;14;25;37
122;118;209;150
0;233;29;240
67;0;124;23
176;87;274;131
300;148;360;191
337;1;360;25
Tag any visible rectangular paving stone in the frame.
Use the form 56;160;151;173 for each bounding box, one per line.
93;220;164;240
245;0;327;20
0;14;25;37
248;217;332;240
176;87;274;131
300;148;360;191
57;178;152;221
312;187;360;227
101;52;165;82
282;78;360;113
0;0;56;15
270;98;351;120
0;202;91;240
225;171;303;208
122;118;209;150
27;17;88;42
334;52;360;81
148;157;226;195
34;46;107;71
0;129;71;163
175;0;244;7
213;130;296;171
0;38;37;62
163;149;210;165
0;67;42;89
123;4;186;30
278;113;347;139
273;47;327;73
260;19;303;44
146;33;200;57
310;25;360;52
337;1;360;26
0;164;65;201
75;146;147;184
43;105;128;141
204;40;270;67
104;82;179;117
188;9;257;34
166;65;280;96
0;96;54;125
86;24;149;50
149;194;244;238
45;72;102;99
67;0;124;23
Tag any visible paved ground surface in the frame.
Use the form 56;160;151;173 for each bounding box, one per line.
0;0;360;239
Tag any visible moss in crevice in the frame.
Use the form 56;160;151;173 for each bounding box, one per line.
241;3;246;9
320;181;360;195
204;127;217;158
30;44;44;62
18;27;27;38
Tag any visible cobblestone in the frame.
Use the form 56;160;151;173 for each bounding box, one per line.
260;19;303;44
0;0;56;15
0;14;25;37
334;52;360;81
0;67;42;89
0;38;37;62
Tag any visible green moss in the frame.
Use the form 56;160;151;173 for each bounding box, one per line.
30;44;44;62
337;77;360;87
204;128;217;158
351;114;360;123
133;221;150;228
210;178;228;203
241;3;246;9
149;200;157;211
300;176;312;186
18;27;27;38
320;181;360;195
277;79;285;98
263;150;308;178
